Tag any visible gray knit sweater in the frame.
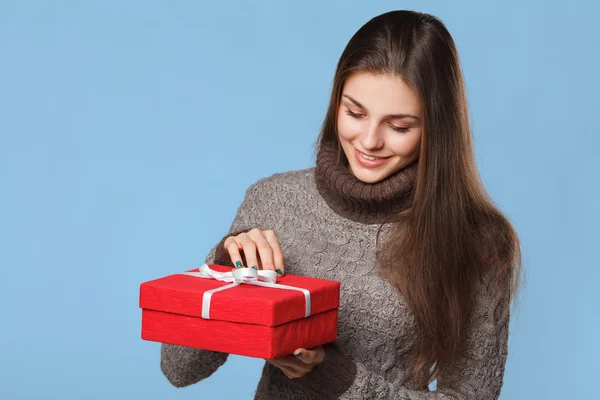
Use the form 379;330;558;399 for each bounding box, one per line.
159;141;510;399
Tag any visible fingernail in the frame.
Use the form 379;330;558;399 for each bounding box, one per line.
252;266;258;270
235;261;243;268
295;352;302;357
276;268;283;276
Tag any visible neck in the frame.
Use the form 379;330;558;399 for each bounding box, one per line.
314;140;418;224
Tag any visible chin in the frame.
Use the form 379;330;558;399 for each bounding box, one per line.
349;164;392;184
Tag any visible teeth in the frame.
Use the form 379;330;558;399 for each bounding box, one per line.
361;152;378;160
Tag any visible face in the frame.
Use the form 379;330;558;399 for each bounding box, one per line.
336;71;423;183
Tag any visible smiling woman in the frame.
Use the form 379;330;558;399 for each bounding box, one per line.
159;9;522;400
336;72;423;184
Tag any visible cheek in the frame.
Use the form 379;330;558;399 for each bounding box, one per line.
388;131;422;157
336;113;359;140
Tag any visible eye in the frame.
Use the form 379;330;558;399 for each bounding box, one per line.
344;108;364;118
345;108;410;133
388;123;409;133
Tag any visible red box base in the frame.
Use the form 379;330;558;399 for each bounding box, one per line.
141;308;338;359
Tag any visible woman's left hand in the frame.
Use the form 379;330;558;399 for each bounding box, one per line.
265;345;326;379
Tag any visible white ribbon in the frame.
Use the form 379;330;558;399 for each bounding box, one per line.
180;263;312;320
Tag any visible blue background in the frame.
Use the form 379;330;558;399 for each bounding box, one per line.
1;1;598;399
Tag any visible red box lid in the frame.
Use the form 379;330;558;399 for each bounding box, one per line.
139;264;341;327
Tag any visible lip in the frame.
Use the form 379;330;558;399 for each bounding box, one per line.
354;148;391;168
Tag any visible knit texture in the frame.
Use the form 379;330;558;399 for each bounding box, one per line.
159;142;511;399
314;140;418;224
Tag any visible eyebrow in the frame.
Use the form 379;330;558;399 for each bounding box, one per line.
342;94;421;121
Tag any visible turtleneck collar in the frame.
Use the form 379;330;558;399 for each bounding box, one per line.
314;139;418;225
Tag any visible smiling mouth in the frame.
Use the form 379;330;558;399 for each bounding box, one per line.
356;149;390;160
353;148;392;168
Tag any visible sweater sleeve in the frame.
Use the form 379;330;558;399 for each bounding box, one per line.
293;274;512;399
160;182;264;388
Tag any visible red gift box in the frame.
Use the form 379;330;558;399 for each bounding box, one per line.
139;264;340;358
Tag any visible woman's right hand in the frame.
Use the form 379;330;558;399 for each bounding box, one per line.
223;228;285;277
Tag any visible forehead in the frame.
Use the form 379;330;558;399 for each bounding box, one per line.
342;72;421;116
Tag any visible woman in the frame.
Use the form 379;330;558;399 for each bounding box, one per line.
160;10;523;399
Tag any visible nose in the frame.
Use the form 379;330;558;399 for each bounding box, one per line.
360;122;384;151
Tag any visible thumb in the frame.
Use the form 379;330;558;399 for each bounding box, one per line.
293;347;322;364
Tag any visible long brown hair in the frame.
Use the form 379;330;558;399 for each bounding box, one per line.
313;10;523;387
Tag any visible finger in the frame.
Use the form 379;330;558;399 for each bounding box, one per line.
238;233;260;270
247;229;276;271
293;346;324;365
266;355;299;367
263;230;285;276
224;236;244;268
267;359;308;379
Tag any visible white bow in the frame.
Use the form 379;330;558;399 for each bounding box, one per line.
180;263;312;320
